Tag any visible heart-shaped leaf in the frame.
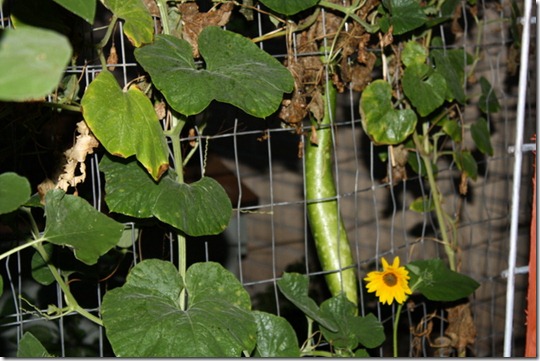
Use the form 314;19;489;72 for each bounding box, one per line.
258;0;319;15
319;294;385;350
453;150;478;180
478;76;500;114
430;42;472;104
17;332;53;357
134;26;294;117
406;259;480;301
100;154;232;236
401;41;427;67
82;70;169;181
276;272;338;332
102;0;153;47
102;260;257;357
0;172;31;215
252;311;300;357
43;189;124;265
402;63;447;117
360;80;417;145
470;117;493;156
52;0;96;23
0;26;72;101
379;0;427;35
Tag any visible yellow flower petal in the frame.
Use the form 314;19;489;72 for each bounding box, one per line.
364;256;411;305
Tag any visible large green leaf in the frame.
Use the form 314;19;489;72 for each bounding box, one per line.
82;70;169;181
102;0;153;47
258;0;319;15
470;117;494;156
99;154;232;236
360;80;417;145
430;42;471;104
406;259;480;301
252;311;300;357
52;0;96;24
379;0;427;35
402;63;447;117
276;272;338;332
0;26;71;101
319;294;385;350
0;172;30;215
102;260;257;357
17;332;53;357
43;189;124;265
134;26;294;117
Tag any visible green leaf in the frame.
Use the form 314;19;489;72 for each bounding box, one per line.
379;0;427;35
276;272;338;332
453;150;478;180
258;0;319;15
102;260;257;357
355;349;371;357
252;311;300;357
360;80;417;145
402;63;447;117
31;244;55;286
401;41;427;67
0;26;72;101
406;259;480;301
52;0;96;23
470;117;494;156
17;332;53;357
409;195;435;213
100;154;232;236
440;117;462;142
81;70;169;181
430;43;471;104
478;77;500;113
43;189;124;265
102;0;153;47
319;294;385;350
0;172;31;215
134;27;294;117
117;226;138;248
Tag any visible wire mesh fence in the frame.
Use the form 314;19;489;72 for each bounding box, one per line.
0;0;536;357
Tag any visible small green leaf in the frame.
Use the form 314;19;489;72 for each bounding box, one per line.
0;26;72;101
82;70;169;181
252;311;300;357
379;0;428;35
453;150;478;180
470;117;494;156
401;41;427;67
100;154;232;237
0;172;31;215
43;189;124;265
258;0;319;15
431;43;471;104
17;332;53;357
406;259;480;301
319;294;385;350
276;272;338;332
402;63;447;117
102;260;257;357
360;80;417;145
102;0;153;47
117;226;138;248
134;27;294;117
52;0;96;23
440;117;462;142
478;77;500;113
409;195;435;213
355;349;371;357
31;244;55;286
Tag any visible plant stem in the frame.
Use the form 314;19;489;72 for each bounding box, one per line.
413;132;456;271
0;238;44;263
156;0;171;35
393;302;403;357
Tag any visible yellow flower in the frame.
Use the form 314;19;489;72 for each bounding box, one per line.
364;256;412;305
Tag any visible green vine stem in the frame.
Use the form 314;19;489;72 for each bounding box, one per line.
412;131;456;271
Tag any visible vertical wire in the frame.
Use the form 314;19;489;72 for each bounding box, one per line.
266;128;280;316
56;277;65;357
232;119;245;284
503;0;533;355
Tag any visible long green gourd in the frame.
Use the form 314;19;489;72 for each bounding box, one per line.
305;81;358;306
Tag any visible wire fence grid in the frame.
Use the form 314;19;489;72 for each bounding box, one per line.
0;0;536;357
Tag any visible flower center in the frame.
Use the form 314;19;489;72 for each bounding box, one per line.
382;272;398;286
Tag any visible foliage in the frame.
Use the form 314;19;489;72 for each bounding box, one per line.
0;0;498;356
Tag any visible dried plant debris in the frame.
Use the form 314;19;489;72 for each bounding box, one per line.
54;121;99;194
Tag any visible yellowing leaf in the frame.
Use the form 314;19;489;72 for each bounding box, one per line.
81;70;169;180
